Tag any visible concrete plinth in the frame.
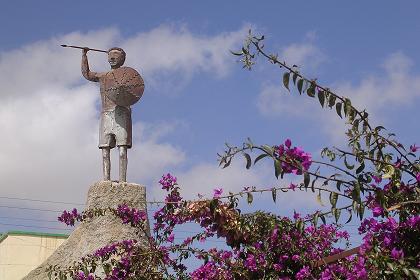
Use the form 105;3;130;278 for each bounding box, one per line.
23;181;150;280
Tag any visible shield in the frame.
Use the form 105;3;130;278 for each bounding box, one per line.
103;67;144;106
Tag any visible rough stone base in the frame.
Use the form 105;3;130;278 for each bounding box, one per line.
23;181;149;280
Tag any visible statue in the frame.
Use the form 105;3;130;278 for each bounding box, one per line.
62;44;144;182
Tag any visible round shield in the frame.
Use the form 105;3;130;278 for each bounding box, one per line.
103;66;144;106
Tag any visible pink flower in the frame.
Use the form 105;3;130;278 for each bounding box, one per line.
159;173;177;190
213;188;223;198
372;206;384;217
289;183;297;191
273;263;283;271
371;174;382;184
167;233;174;243
410;144;419;153
390;248;404;260
244;254;257;271
296;266;311;279
275;139;312;175
285;139;292;148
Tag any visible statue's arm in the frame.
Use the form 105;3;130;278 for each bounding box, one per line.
81;51;100;82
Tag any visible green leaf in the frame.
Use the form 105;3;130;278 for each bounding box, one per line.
311;179;317;192
344;157;354;170
316;192;325;206
230;50;243;56
333;208;341;223
365;134;372;148
345;211;352;224
409;268;420;279
254;153;269;165
343;98;352;117
297;79;304;94
210;199;217;214
83;267;89;276
382;165;395;179
336;102;343;118
386;262;395;271
318;90;325;107
274;159;282;179
222;158;232;168
313;212;319;226
103;263;111;275
329;192;338;208
296;220;304;233
303;172;310;188
328;94;336;108
352;182;361;202
307;83;316;97
261;145;274;156
292;72;298;84
358;203;365;220
283;72;290;91
247;192;253;204
403;268;410;276
336;181;342;191
272;188;277;203
353;118;360;131
355;161;365;174
348;108;356;122
320;215;326;225
243;153;252;169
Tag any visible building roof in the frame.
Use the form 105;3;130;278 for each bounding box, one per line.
0;230;69;243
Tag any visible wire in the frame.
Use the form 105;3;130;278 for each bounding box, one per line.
0;195;163;210
0;205;63;213
0;216;60;223
0;222;71;231
0;196;84;205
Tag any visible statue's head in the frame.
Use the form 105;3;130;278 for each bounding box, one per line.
108;47;126;69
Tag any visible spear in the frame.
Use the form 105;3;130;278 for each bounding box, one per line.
60;44;108;53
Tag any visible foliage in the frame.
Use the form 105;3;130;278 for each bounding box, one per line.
50;31;419;279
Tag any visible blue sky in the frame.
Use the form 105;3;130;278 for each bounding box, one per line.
0;1;419;248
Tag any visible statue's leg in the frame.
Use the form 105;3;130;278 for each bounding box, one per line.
102;148;111;181
119;146;128;182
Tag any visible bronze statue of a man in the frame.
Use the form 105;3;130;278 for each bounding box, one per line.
81;47;144;182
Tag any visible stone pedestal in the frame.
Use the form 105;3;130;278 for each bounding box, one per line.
23;181;149;280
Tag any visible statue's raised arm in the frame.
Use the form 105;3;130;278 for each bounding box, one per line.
81;48;101;82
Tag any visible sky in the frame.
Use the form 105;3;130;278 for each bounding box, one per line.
0;1;419;250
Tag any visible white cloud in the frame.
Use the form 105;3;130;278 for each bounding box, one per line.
0;24;249;210
0;24;249;101
336;52;420;117
122;25;250;93
0;84;186;204
178;163;267;199
256;51;420;144
257;84;313;117
146;158;324;214
123;25;248;77
0;24;334;231
256;35;326;118
281;43;324;70
0;28;119;100
148;161;267;201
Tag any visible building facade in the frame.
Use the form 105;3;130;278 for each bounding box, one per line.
0;231;68;280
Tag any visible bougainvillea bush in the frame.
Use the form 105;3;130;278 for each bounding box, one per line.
51;32;419;279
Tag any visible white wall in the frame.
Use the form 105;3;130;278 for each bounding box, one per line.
0;233;67;280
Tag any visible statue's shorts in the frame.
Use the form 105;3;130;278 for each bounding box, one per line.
99;106;132;149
